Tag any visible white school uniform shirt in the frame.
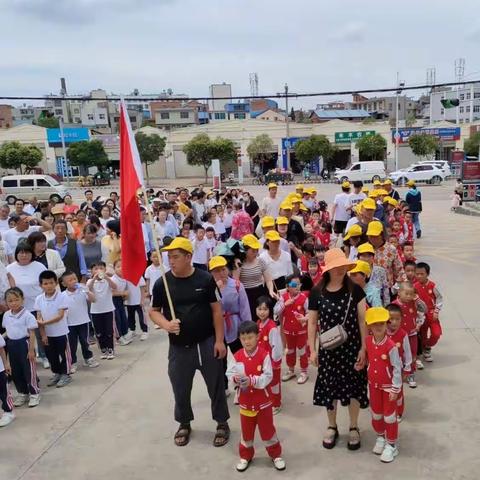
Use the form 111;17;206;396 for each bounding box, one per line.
145;264;163;295
34;291;69;337
2;308;38;340
7;262;46;312
125;277;146;306
111;273;127;293
0;335;5;372
0;218;10;234
88;279;115;314
64;287;90;326
3;226;41;251
192;238;209;264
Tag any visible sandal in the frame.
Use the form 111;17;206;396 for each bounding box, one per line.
213;422;230;447
347;427;361;451
174;424;191;447
322;426;339;449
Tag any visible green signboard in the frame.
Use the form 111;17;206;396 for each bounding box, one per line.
335;130;375;144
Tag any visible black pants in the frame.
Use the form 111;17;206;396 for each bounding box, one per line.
45;335;70;375
7;337;39;395
168;335;230;425
91;312;114;351
334;220;348;235
113;297;129;337
68;324;93;364
0;371;13;412
245;284;268;322
223;337;243;389
127;305;147;333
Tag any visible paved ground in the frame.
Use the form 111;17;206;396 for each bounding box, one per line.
2;182;479;480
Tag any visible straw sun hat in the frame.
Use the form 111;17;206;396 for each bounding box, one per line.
322;248;356;274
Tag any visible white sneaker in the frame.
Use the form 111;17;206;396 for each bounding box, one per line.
28;394;40;408
372;435;386;455
119;336;132;346
0;412;15;427
423;350;433;362
13;394;28;407
236;459;250;472
272;457;286;471
407;374;417;388
42;358;50;369
281;370;296;382
416;359;424;370
297;372;308;384
70;363;77;374
272;406;282;415
100;350;108;359
380;443;398;463
140;332;148;341
107;349;115;360
56;374;72;388
129;330;137;338
84;358;99;368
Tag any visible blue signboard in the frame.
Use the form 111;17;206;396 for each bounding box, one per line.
47;127;90;147
281;137;307;169
392;127;460;144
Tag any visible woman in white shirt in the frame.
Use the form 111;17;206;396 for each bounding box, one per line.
259;230;294;291
99;205;115;229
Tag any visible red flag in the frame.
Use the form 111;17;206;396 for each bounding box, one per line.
120;101;146;284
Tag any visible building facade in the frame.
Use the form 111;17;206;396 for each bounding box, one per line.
0;105;13;129
429;83;480;124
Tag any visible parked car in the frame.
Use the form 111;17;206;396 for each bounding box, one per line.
412;160;452;177
0;174;69;204
334;161;386;183
389;164;447;186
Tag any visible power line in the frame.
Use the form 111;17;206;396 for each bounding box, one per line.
0;79;479;102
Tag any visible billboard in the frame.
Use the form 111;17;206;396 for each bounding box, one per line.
392;127;460;144
281;137;307;169
47;127;90;147
462;161;480;182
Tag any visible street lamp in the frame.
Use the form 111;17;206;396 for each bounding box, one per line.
277;83;296;170
394;79;405;172
59;116;71;187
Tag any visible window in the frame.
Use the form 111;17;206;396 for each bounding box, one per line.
460;94;465;100
274;116;278;121
55;109;63;115
87;114;94;120
180;111;189;119
234;113;246;119
466;93;471;100
214;112;226;120
54;100;62;107
20;179;34;187
74;109;80;114
474;105;480;113
460;107;464;113
37;179;51;187
99;114;106;120
74;118;81;123
474;92;480;99
466;106;471;112
3;179;17;187
160;112;170;119
398;104;401;110
350;164;361;171
441;108;444;115
388;103;393;111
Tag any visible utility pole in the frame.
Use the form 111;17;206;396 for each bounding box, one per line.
59;116;70;186
285;83;290;170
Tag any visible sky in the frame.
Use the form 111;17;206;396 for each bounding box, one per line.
1;0;480;109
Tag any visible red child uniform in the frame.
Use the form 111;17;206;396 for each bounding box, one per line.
392;299;425;372
315;231;330;249
404;221;415;243
387;327;412;417
414;280;443;349
227;347;282;462
299;255;314;274
366;335;402;444
257;319;283;408
281;291;308;374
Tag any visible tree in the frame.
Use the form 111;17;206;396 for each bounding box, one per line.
405;113;417;127
183;133;237;182
35;116;59;128
408;134;439;161
67;140;109;175
247;134;275;170
135;131;166;182
0;141;42;173
356;133;387;161
294;134;335;169
464;132;480;157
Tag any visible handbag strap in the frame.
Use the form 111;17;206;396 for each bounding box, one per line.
339;294;353;328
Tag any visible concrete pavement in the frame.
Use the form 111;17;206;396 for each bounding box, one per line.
2;182;480;480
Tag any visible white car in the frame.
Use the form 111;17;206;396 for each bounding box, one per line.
412;160;452;177
334;161;386;183
389;164;447;186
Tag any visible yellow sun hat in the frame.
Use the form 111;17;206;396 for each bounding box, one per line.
260;216;275;228
267;182;278;189
357;242;375;255
362;186;369;194
377;189;388;196
407;179;416;187
362;198;377;210
208;256;227;271
265;230;281;242
341;181;351;189
299;203;308;211
373;179;382;186
343;224;363;241
296;184;304;191
366;221;384;237
365;306;390;325
279;201;293;211
242;234;261;250
369;190;380;198
276;216;289;225
349;260;371;277
162;237;193;254
383;179;392;186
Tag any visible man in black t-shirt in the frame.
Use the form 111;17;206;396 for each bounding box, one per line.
150;237;230;448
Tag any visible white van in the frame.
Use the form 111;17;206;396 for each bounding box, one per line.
334;161;386;183
0;175;69;205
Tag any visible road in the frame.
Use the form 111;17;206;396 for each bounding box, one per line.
2;182;479;480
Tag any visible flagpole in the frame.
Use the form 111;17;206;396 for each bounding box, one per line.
139;188;178;328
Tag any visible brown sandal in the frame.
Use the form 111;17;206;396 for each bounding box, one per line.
322;426;339;449
347;427;361;451
174;424;191;447
213;422;230;447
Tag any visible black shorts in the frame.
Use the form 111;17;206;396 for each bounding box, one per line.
334;220;348;235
